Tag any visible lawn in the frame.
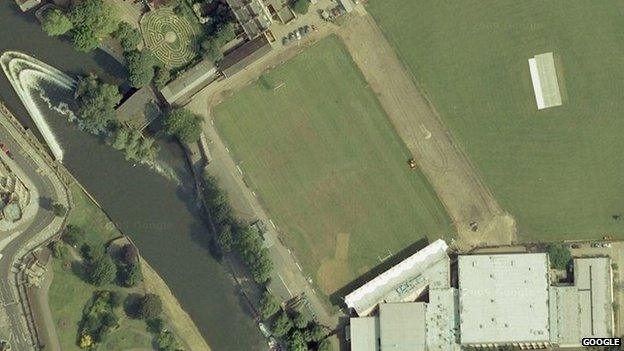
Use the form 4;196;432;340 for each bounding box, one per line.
48;184;154;351
367;0;624;241
214;36;453;294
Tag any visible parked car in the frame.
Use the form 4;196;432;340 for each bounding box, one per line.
571;244;581;249
602;243;612;248
591;243;601;248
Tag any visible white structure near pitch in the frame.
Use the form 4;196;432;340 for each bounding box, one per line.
528;52;562;110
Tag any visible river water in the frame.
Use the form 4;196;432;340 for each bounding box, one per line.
0;3;264;350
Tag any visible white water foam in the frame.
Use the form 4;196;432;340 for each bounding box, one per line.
1;51;76;162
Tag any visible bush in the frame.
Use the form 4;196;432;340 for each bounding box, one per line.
50;241;69;260
119;262;142;287
52;202;67;217
293;310;310;329
156;330;182;351
138;293;163;320
153;67;171;89
125;49;155;88
147;318;165;334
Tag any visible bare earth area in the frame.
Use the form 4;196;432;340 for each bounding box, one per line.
337;13;516;248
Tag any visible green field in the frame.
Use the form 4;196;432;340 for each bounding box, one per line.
368;0;624;241
214;36;453;294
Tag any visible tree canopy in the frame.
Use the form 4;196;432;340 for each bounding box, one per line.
286;330;307;351
69;0;119;52
259;291;280;320
292;0;310;15
124;50;155;88
41;9;73;36
548;244;572;270
138;293;163;320
75;74;121;135
113;22;142;52
112;126;159;163
162;108;203;143
272;311;293;337
61;224;85;247
153;67;171;89
88;255;117;286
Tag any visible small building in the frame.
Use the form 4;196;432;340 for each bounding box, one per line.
219;34;273;78
337;0;355;13
350;317;379;351
15;0;41;12
159;58;218;106
528;52;563;110
115;85;160;130
226;0;272;39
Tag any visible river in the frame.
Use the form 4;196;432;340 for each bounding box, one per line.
0;2;264;350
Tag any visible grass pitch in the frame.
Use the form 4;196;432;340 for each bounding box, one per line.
214;36;453;294
368;0;624;241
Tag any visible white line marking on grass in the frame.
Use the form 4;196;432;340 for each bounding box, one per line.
278;273;293;297
236;165;243;175
269;219;276;228
296;263;302;271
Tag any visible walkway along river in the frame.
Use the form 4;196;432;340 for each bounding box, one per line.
0;2;265;350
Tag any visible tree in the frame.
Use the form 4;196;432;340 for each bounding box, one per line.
162;108;203;143
259;291;280;320
305;323;325;343
62;225;85;247
272;311;293;337
216;224;234;253
88;255;117;286
214;22;236;46
78;333;93;349
52;202;67;217
287;330;307;351
41;9;73;36
113;22;142;52
157;330;181;351
153;67;171;89
125;50;155;88
119;262;142;287
138;293;163;320
317;338;331;351
121;243;139;264
547;244;572;270
147;317;165;333
201;39;223;62
75;74;121;134
69;0;119;52
292;0;310;15
293;310;310;329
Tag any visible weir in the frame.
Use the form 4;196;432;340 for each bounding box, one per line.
0;51;76;162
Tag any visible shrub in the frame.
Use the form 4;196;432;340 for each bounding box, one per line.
62;225;85;247
138;293;163;320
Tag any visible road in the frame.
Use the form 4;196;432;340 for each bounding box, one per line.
0;104;69;351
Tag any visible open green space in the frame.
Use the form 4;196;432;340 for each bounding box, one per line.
214;36;453;294
367;0;624;241
48;184;154;351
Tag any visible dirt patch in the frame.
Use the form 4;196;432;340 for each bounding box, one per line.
316;258;352;295
335;232;350;261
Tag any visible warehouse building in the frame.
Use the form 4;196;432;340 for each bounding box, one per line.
528;52;563;110
348;243;614;350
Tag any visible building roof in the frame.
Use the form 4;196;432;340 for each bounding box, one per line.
226;0;271;39
380;303;426;351
426;288;459;351
458;253;550;344
115;86;160;129
344;239;449;316
220;35;272;78
528;52;562;110
549;286;581;346
574;257;614;338
160;58;217;105
350;317;379;351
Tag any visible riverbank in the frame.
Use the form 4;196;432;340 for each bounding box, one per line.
48;182;210;350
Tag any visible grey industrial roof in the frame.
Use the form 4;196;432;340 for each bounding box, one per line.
345;240;449;316
160;58;217;105
379;303;426;351
226;0;271;39
549;286;581;346
458;253;550;344
574;257;614;338
350;317;379;351
220;35;272;78
426;288;459;351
